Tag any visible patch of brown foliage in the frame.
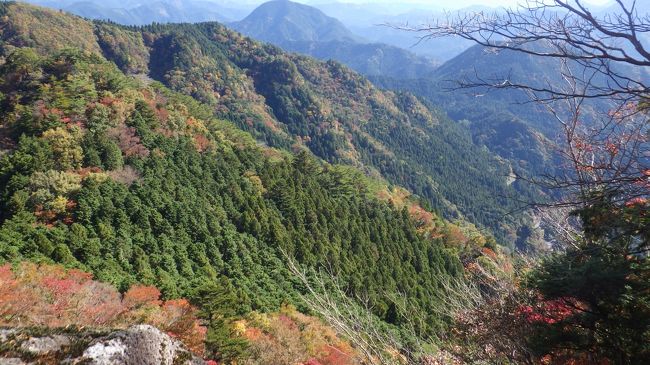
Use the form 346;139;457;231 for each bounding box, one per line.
108;124;150;158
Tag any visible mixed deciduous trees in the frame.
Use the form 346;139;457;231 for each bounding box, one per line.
0;1;541;248
0;47;463;349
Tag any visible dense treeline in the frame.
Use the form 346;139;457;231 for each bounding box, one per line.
0;2;540;247
0;48;462;337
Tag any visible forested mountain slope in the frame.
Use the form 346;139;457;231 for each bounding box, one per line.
0;3;541;247
0;27;468;342
370;44;576;181
372;43;650;185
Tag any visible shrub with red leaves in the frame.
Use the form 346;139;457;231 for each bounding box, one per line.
0;262;206;355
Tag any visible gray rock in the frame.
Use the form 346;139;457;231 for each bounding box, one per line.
0;329;17;343
19;335;71;355
0;358;28;365
76;325;205;365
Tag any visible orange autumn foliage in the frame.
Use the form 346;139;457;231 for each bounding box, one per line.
0;262;206;355
154;299;208;354
123;284;162;309
242;306;359;365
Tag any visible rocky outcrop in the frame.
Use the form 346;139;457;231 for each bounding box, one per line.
0;325;206;365
79;325;205;365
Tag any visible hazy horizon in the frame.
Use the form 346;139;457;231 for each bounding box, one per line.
23;0;617;12
305;0;613;10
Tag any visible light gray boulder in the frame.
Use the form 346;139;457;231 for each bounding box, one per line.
73;325;205;365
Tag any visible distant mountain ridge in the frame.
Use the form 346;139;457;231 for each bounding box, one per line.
24;0;252;24
372;40;650;183
231;0;440;79
370;44;570;179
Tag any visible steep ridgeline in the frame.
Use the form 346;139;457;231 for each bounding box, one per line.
372;43;650;180
0;2;471;338
231;0;440;80
371;44;569;181
0;2;540;248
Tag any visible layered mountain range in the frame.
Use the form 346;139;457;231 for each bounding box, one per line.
0;1;537;343
230;0;441;79
24;0;253;24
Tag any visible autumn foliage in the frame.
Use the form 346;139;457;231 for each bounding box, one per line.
0;262;206;354
516;297;578;325
240;306;359;365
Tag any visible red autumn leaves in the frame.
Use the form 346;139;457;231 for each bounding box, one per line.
0;262;206;354
516;297;579;325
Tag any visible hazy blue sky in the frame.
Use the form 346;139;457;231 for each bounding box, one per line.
302;0;614;9
320;0;599;3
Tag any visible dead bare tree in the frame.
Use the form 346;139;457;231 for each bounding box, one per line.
284;247;541;365
284;251;419;365
395;0;649;210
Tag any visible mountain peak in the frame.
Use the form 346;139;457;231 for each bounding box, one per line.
233;0;360;43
